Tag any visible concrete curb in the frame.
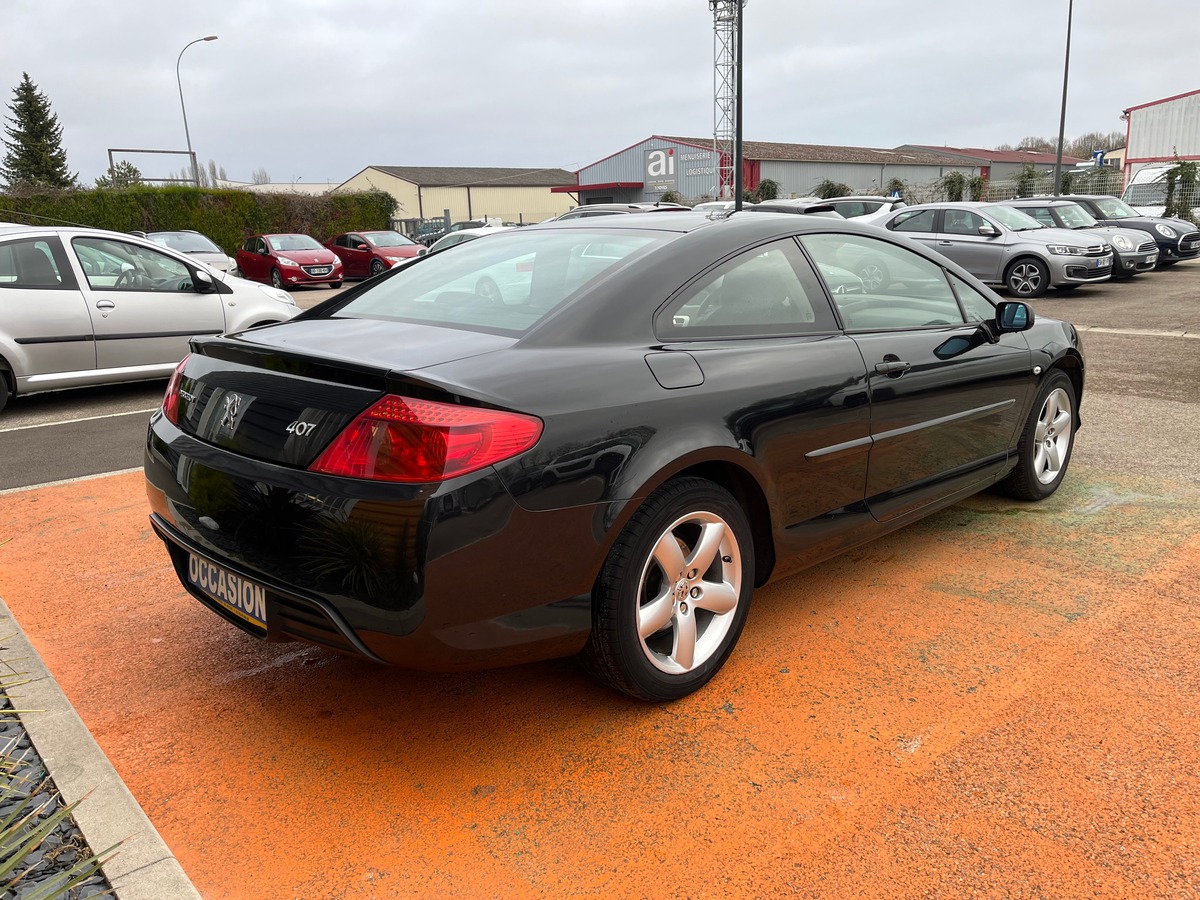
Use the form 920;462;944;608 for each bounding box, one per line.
0;595;202;900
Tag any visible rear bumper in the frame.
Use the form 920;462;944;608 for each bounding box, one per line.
144;415;599;670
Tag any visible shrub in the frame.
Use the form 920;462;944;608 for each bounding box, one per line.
0;185;398;254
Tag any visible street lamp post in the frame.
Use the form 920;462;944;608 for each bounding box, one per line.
176;35;218;187
1051;0;1073;196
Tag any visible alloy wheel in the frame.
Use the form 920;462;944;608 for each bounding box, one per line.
636;511;742;675
1032;387;1073;484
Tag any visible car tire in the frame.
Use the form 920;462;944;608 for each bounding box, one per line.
370;259;386;277
1000;369;1076;501
329;281;342;290
855;258;890;292
1004;257;1050;298
582;477;754;701
270;268;286;290
0;367;10;415
475;276;503;303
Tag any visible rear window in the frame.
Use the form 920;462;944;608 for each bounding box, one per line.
332;230;665;334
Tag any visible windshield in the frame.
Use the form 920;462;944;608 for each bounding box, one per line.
1054;204;1099;228
363;231;415;248
981;205;1044;231
148;232;222;253
268;234;323;251
333;230;665;335
1091;197;1141;219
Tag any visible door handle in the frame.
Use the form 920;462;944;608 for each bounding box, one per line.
938;241;954;246
95;300;116;310
874;359;911;377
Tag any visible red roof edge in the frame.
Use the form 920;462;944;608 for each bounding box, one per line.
551;182;644;194
1125;87;1200;114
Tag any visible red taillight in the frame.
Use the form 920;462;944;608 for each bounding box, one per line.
162;355;189;425
309;394;542;483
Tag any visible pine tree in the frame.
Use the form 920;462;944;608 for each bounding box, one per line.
1;73;76;191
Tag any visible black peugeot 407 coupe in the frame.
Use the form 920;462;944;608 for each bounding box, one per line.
145;212;1084;701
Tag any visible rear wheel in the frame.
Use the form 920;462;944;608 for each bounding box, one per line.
582;478;754;701
1004;257;1050;298
1000;370;1076;501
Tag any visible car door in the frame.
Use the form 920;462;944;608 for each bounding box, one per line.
0;234;96;383
886;207;940;253
342;234;370;277
935;209;1005;281
655;238;872;566
69;236;226;370
799;232;1035;522
236;238;260;282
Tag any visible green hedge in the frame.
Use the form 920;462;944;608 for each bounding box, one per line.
0;185;398;255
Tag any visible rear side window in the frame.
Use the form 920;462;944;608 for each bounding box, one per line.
656;239;837;339
890;209;937;233
0;237;68;289
334;230;664;335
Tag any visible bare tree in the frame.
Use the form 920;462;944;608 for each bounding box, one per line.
251;167;271;185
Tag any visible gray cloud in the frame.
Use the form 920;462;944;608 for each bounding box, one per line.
2;0;1195;184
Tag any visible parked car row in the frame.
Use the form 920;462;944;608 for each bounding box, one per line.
828;195;1197;297
233;230;424;289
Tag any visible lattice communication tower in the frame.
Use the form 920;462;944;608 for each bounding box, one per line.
710;0;742;200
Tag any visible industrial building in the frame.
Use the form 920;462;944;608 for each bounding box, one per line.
898;146;1085;181
552;135;983;204
334;166;577;228
1122;88;1200;181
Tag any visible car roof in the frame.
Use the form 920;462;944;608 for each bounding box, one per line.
1003;199;1078;207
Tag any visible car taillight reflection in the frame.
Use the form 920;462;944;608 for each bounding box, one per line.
309;395;542;483
162;355;189;425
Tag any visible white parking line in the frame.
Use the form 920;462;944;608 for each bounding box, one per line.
0;467;144;496
1075;326;1200;339
0;407;159;433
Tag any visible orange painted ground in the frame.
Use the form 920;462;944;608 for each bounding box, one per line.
1;469;1198;899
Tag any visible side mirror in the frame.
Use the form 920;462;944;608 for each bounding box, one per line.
354;243;369;251
978;224;998;237
194;268;215;293
417;247;428;256
995;300;1034;332
260;247;271;256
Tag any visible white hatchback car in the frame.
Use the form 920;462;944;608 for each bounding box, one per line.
0;226;299;412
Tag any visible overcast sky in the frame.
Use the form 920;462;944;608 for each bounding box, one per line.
2;0;1195;185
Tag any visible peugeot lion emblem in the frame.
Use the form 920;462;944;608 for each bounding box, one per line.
220;393;242;430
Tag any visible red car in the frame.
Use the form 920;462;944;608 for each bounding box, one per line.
235;234;344;290
325;230;423;279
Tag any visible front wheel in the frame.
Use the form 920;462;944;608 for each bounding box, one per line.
1000;370;1076;501
1004;258;1050;298
329;281;342;289
582;478;754;701
369;259;387;277
270;268;285;289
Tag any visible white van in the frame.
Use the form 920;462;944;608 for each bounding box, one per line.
1121;163;1200;217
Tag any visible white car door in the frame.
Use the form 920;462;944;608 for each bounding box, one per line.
0;234;96;387
68;235;227;371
